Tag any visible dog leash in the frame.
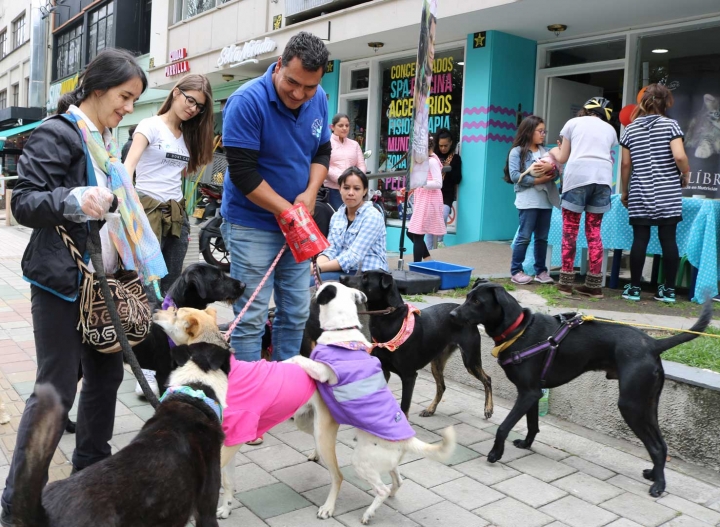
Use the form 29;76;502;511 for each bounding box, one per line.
224;244;287;342
580;315;720;339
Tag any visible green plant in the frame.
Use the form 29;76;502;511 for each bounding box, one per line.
662;325;720;373
535;284;561;307
504;283;516;292
402;294;425;303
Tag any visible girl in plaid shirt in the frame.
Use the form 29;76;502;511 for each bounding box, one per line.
313;167;389;283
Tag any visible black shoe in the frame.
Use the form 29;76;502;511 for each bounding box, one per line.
65;419;76;434
0;508;14;527
70;465;82;475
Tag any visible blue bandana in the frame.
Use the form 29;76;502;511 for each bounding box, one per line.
160;385;223;423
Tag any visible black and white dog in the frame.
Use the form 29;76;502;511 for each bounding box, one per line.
450;281;713;497
14;306;230;527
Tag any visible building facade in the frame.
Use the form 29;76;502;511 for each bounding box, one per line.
62;0;720;247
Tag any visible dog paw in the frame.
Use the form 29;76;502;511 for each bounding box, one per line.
484;408;493;419
361;512;374;524
487;448;503;463
418;408;435;417
317;504;335;519
216;504;231;519
307;450;320;462
643;468;655;481
513;439;531;450
649;480;665;497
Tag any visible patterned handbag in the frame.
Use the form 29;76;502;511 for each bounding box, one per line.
56;225;152;353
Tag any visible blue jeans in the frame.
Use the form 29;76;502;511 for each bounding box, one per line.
326;188;343;211
428;204;452;247
562;184;612;214
221;221;310;362
511;208;552;275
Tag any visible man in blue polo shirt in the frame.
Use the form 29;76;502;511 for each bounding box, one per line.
221;32;331;366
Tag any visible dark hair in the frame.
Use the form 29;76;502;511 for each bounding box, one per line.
632;83;674;121
338;166;369;199
503;115;544;183
128;125;137;137
332;113;349;126
158;74;214;173
427;133;436;152
434;128;453;156
281;31;330;72
56;48;147;115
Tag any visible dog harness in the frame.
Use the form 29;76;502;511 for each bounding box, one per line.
160;385;223;423
371;304;421;352
311;343;415;441
496;313;585;385
162;295;177;348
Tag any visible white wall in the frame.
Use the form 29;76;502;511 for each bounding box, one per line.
0;1;33;107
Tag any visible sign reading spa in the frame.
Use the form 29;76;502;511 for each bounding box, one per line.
217;38;277;68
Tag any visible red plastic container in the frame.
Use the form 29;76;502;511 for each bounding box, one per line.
276;203;330;263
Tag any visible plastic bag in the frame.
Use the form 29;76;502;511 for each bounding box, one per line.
276;203;330;263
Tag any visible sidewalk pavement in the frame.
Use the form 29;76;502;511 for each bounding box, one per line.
1;223;720;527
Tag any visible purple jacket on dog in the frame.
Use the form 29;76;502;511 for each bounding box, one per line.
310;343;415;441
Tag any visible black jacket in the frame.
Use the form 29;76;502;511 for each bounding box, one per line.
437;152;462;207
11;116;91;301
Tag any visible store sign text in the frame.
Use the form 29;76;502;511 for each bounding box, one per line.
166;47;190;77
46;74;79;112
217;38;277;67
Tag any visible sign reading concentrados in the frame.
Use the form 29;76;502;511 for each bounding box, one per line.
217;38;277;68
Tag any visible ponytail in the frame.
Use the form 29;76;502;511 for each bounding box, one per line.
56;87;84;115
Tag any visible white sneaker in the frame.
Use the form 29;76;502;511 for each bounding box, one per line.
135;369;160;398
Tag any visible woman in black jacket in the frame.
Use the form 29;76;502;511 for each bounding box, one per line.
432;128;462;248
0;49;157;526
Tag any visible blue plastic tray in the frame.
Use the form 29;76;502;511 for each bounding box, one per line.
407;261;474;290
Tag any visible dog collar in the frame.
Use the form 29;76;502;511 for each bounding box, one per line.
493;312;524;343
372;304;421;353
162;295;178;349
160;385;222;423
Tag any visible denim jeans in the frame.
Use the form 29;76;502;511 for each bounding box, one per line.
511;208;552;275
221;221;310;362
326;188;343;211
426;204;452;248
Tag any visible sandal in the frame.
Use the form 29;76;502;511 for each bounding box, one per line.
246;436;264;446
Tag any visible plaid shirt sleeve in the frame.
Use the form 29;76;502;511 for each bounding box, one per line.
324;204;386;272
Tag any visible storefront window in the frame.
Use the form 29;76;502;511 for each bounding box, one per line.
637;25;720;198
176;0;233;22
56;24;83;80
88;3;115;63
377;48;464;225
544;38;625;68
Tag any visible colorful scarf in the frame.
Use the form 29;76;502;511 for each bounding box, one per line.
64;108;167;299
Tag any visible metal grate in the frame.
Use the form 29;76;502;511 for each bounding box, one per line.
285;0;336;17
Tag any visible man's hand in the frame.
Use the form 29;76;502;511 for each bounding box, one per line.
294;190;316;215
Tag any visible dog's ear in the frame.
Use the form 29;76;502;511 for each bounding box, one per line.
205;307;217;323
380;272;394;290
353;289;367;305
316;284;337;306
492;285;521;318
187;269;208;299
184;315;200;339
170;344;192;368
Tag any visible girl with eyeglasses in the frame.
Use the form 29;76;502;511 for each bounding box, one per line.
124;74;214;295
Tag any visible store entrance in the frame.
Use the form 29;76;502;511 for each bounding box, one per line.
545;69;624;142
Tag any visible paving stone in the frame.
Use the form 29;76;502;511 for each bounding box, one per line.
302;481;373;516
662;471;720;507
339;465;391;492
336;503;419;527
408;411;461;431
530;441;571;461
116;378;138;394
245;444;311;472
562;456;616;481
508;454;577;483
216;506;267;527
382;479;444;515
474;496;555;527
604;520;644;527
399;458;463;487
545;523;571;527
492;474;568;508
482;424;526;442
540;495;618;527
431;476;505;510
272;461;332;493
452;423;495;446
267;418;297;436
413;426;443;444
266;505;343;526
232;463;279;493
304;441;355;468
658;517;712;527
552;472;624;505
132;404;156;422
275;429;317;452
240;434;282;452
656;495;720;526
110;431;138;451
454;457;520;486
606;475;658;500
337;428;358;448
468;439;533;462
453;411;496;430
237;482;311;520
409;500;488;527
601;493;679;527
444;444;482;466
112;414;145;435
116;391;148;409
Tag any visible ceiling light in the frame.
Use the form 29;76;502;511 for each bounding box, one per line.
368;42;384;53
652;48;669;54
547;24;567;37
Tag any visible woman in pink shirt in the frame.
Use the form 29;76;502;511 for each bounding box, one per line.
325;113;367;210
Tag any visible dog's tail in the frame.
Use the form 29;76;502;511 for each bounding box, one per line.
14;384;63;527
652;300;713;357
405;426;456;463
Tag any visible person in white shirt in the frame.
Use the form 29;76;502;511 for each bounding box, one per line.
324;113;366;210
124;74;215;295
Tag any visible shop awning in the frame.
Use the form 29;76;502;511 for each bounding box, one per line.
0;121;41;150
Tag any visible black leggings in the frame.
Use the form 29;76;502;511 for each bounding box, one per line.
630;224;679;289
407;231;430;263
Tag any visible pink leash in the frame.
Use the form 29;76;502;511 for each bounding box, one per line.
224;244;287;342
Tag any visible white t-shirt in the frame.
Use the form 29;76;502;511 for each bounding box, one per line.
559;116;618;193
134;115;189;201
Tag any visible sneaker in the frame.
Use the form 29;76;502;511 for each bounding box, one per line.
534;271;555;284
511;271;533;285
622;285;641;301
135;369;160;398
437;241;446;249
714;294;720;303
655;285;676;303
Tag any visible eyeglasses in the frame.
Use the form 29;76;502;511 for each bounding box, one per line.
537;130;547;135
178;88;206;114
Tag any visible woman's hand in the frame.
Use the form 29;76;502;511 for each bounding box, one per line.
79;187;116;219
533;173;555;185
620;192;629;208
680;172;690;188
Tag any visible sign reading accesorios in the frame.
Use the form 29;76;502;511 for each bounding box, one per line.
217;38;277;68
